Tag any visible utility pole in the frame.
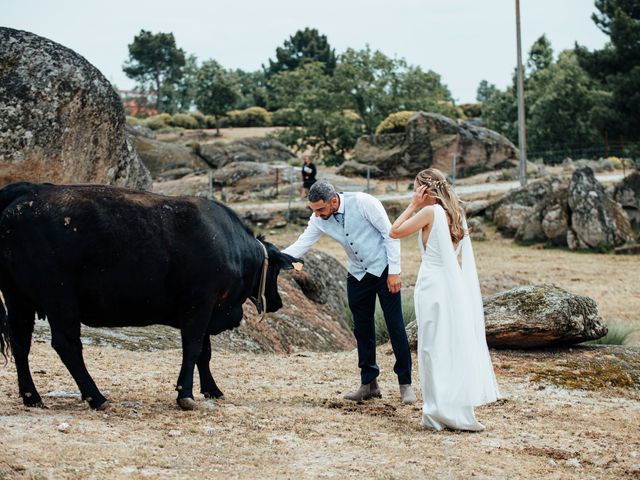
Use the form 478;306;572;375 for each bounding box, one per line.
515;0;528;185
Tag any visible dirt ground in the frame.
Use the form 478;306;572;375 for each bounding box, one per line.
0;342;638;479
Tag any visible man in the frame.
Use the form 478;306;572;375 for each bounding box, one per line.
300;155;317;198
283;181;416;404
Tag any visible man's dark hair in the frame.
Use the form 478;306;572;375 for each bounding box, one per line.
308;181;336;202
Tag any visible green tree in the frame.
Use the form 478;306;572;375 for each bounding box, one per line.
527;34;554;73
576;0;640;140
123;30;186;113
396;65;456;117
160;54;199;114
266;28;337;77
334;47;455;134
270;63;363;164
232;69;268;109
194;60;240;135
476;80;499;103
527;50;604;161
333;47;399;134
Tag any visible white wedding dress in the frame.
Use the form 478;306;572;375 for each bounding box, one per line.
414;204;500;431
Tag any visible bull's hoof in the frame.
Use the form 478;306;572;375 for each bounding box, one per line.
86;396;109;411
203;390;224;399
177;397;197;410
22;393;45;408
97;400;111;411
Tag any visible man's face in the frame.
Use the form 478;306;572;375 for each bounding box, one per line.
309;195;339;220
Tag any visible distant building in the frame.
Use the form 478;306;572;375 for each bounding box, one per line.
118;90;157;117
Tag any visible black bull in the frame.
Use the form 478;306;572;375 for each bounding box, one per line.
0;182;300;410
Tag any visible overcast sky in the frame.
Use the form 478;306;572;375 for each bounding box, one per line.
3;0;608;104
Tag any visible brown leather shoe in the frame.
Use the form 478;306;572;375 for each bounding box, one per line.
343;379;382;401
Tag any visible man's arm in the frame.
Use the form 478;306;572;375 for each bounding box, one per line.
357;193;401;276
281;216;323;259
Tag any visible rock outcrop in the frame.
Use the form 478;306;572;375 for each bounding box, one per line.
484;168;633;250
613;170;640;235
567;168;634;250
197;137;296;169
485;176;569;240
336;160;384;178
352;112;517;178
405;284;607;350
0;28;151;189
213;162;298;202
483;284;607;348
127;127;207;180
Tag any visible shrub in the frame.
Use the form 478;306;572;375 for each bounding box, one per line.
375;111;415;135
168;113;199;129
190;112;207;129
126;116;141;126
342;109;362;123
143;113;172;131
227;107;272;127
271;108;302;127
185;140;200;152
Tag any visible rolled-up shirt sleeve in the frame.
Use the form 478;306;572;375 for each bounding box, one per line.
282;216;323;259
357;194;401;275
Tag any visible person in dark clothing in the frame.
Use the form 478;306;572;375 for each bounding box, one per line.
301;155;317;198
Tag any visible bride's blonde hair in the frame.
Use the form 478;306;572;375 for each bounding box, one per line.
415;167;466;244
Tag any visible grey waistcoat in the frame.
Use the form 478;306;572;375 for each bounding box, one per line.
322;192;388;280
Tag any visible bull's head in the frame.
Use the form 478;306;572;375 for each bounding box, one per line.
258;239;302;313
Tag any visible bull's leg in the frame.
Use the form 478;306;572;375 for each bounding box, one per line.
5;295;42;407
197;335;224;399
48;317;108;410
176;306;212;410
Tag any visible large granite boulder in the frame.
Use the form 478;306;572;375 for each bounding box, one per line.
613;170;640;235
352;112;517;178
0;28;151;189
405;284;607;350
485;176;570;241
483;284;607;348
567;167;634;250
197;137;296;169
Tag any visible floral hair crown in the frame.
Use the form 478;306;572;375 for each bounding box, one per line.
424;178;447;189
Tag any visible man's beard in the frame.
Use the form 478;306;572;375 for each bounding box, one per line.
319;204;338;220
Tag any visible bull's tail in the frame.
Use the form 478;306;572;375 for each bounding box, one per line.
0;182;32;362
0;291;10;362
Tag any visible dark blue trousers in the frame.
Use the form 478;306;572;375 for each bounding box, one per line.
347;267;412;385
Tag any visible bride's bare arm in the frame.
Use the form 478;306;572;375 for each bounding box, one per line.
389;186;434;239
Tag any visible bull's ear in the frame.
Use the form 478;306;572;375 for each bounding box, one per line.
277;252;303;270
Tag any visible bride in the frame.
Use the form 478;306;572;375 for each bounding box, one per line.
390;168;500;431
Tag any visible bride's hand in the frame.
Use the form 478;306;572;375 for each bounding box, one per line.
410;185;430;209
